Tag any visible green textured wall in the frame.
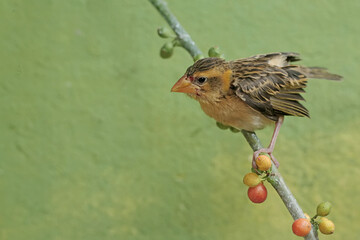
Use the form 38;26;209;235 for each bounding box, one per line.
1;1;359;239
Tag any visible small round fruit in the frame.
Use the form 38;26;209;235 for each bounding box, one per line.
304;213;311;221
292;218;312;237
230;127;240;133
208;46;221;57
247;183;267;203
160;42;174;58
317;201;332;216
157;27;174;38
319;217;335;235
243;172;262;187
193;54;205;62
216;122;229;130
255;155;272;171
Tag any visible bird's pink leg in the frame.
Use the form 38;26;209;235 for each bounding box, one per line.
252;116;284;168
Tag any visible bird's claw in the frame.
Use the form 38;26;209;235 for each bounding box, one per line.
252;148;280;169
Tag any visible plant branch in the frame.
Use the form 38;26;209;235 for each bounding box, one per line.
149;0;203;60
149;0;318;239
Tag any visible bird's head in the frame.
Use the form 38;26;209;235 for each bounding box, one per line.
171;58;232;102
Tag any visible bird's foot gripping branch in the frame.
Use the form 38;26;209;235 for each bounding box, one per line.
149;0;339;239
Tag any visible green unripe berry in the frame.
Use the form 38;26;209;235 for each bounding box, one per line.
157;27;174;38
216;122;229;130
160;42;174;59
193;54;205;62
208;46;222;57
230;127;240;133
317;202;332;216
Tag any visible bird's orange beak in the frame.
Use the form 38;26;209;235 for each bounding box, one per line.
171;75;197;94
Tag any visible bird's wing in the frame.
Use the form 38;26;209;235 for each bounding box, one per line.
230;59;309;121
246;52;342;80
246;52;301;67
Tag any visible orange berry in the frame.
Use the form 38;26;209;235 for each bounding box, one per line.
319;217;335;235
255;155;272;171
292;218;312;237
243;172;262;187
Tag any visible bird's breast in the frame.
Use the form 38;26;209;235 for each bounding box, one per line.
199;96;274;131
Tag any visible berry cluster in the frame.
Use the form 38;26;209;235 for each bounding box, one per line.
157;27;178;59
243;156;335;237
158;28;225;62
243;155;272;203
292;201;334;237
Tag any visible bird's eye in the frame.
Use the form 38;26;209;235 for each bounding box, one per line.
196;77;207;84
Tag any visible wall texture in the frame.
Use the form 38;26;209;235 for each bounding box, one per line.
0;0;359;239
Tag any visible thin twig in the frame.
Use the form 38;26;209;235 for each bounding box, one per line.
149;0;318;239
149;0;203;60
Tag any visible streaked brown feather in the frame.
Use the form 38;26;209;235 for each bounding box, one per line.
229;53;312;120
186;57;226;76
276;93;305;101
182;52;342;129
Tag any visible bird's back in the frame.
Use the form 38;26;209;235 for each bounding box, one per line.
228;52;342;121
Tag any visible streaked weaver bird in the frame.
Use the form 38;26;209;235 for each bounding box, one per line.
171;52;342;167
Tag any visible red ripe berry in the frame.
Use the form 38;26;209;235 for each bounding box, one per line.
247;183;267;203
292;218;312;237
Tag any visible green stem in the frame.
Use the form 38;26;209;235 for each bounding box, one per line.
149;1;318;239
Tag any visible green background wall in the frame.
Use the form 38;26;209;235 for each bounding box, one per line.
1;0;359;239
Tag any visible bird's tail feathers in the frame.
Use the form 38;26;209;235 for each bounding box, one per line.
297;66;343;81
